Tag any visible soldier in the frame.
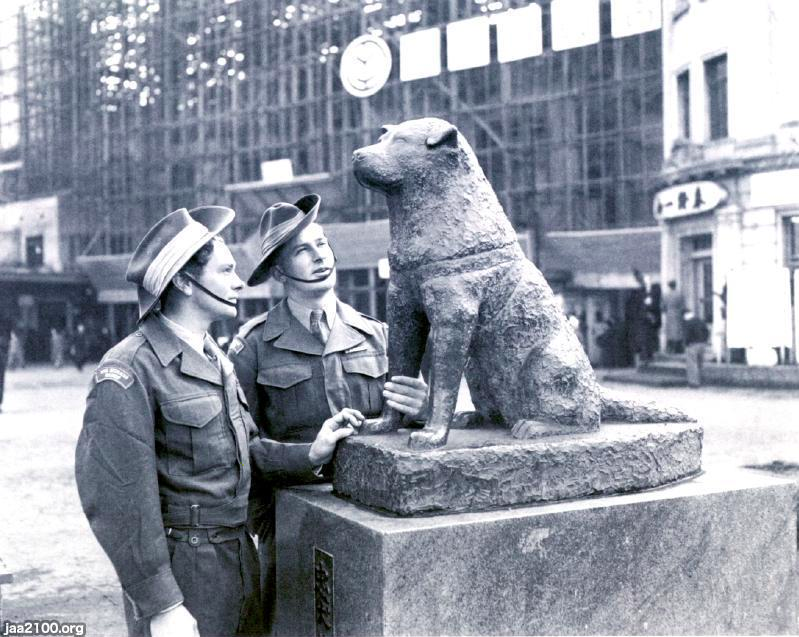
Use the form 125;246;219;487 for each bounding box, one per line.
75;205;360;637
228;194;428;629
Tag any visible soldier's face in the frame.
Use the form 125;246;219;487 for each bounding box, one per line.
276;223;337;293
192;241;244;320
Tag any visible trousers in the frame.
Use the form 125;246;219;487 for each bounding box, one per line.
123;525;263;637
685;343;705;387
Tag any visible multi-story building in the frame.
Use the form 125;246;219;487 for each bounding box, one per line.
3;0;665;362
658;0;799;364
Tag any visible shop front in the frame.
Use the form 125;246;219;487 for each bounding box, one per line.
657;162;799;365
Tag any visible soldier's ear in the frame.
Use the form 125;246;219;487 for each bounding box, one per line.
271;266;286;285
426;124;458;149
171;272;192;296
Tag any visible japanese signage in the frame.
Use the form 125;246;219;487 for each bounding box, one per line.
551;0;600;51
340;1;662;95
653;181;728;220
314;547;335;637
611;0;661;38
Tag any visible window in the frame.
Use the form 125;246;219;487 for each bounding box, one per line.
705;54;727;140
26;234;43;267
676;70;690;139
784;215;799;267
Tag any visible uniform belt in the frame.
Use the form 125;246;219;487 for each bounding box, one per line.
162;498;248;528
166;525;246;546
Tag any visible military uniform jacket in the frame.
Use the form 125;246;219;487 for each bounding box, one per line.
229;299;388;443
74;314;317;621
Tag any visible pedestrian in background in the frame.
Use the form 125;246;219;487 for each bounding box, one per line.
626;269;660;369
50;327;65;368
7;327;25;369
663;280;686;354
70;322;89;371
683;310;710;388
591;311;611;368
0;313;10;413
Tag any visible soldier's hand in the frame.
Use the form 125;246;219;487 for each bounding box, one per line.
384;376;429;418
150;604;199;637
309;408;364;465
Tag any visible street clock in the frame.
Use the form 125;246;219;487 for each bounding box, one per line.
339;35;392;98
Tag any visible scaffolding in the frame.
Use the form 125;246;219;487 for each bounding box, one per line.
9;0;663;267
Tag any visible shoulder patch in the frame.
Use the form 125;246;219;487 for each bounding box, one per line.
235;311;269;341
228;337;245;356
94;365;134;389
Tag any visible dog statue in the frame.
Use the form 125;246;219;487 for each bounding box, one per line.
352;117;692;450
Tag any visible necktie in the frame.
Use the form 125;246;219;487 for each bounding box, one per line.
203;335;224;376
309;309;328;344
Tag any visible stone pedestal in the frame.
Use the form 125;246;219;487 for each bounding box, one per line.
333;424;702;515
274;467;797;636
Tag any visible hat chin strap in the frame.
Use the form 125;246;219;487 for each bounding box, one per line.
183;274;238;307
277;254;338;284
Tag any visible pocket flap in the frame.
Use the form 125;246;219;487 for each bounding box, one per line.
341;355;387;378
257;364;313;389
161;394;223;427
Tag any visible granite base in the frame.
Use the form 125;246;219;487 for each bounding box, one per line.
274;466;797;636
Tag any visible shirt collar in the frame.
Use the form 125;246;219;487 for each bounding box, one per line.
286;296;337;333
157;312;207;356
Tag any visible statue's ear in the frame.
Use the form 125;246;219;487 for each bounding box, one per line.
426;124;458;149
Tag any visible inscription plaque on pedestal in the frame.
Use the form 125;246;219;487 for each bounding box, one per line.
314;547;334;637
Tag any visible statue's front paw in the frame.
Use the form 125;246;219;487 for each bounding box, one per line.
361;415;399;434
408;426;449;450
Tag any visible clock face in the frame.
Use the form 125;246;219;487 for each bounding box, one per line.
339;35;392;98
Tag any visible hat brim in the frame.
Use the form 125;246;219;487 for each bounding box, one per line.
246;195;321;287
137;205;235;319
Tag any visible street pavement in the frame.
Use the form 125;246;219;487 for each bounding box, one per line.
1;364;797;636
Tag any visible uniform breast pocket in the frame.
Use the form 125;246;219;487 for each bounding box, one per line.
160;394;235;475
341;353;388;414
257;363;320;437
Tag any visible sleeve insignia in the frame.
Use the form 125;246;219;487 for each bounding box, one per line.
94;365;134;389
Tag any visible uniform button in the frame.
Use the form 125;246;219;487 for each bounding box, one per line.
189;535;200;546
135;331;143;337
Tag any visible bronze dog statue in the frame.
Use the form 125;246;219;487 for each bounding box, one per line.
352;117;692;450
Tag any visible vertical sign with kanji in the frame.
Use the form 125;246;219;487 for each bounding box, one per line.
314;547;335;637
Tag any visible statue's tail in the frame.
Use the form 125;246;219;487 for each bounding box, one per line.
600;388;695;423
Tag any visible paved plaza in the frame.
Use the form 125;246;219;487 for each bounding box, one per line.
1;364;797;635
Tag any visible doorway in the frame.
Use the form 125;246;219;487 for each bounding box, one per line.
692;256;713;322
680;233;713;323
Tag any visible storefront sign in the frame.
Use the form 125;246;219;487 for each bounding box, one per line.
653;181;727;220
339;35;392;98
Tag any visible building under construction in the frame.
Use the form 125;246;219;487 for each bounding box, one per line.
1;0;663;360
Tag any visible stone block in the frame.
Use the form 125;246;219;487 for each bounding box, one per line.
274;467;797;636
333;424;702;515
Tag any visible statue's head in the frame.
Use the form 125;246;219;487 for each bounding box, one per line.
352;117;468;194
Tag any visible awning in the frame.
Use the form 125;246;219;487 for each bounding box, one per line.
79;220;654;301
540;227;661;289
224;173;347;221
77;219;392;304
0;268;89;285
